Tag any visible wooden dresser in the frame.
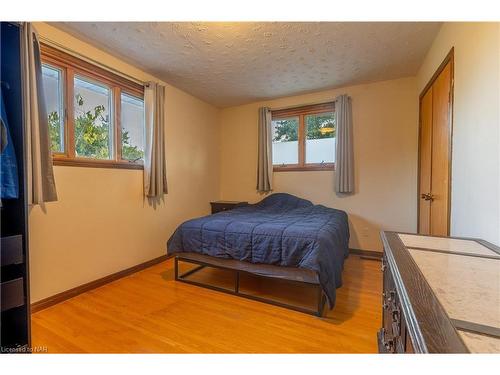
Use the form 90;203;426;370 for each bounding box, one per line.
379;232;500;353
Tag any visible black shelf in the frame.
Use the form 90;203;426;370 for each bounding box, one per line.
1;22;31;352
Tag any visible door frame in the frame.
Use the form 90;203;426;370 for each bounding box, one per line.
417;47;454;235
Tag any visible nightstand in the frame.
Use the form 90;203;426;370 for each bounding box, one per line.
210;200;248;214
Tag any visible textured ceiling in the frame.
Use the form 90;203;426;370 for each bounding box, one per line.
52;22;441;107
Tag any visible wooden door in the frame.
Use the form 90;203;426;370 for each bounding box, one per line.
418;50;453;235
418;88;433;234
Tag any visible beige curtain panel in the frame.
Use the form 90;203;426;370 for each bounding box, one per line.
334;94;354;194
21;23;58;206
144;82;168;198
256;107;273;193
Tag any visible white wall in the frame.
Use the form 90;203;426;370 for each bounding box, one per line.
219;77;419;252
417;22;500;245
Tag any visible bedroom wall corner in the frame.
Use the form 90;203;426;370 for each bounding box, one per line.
218;77;419;252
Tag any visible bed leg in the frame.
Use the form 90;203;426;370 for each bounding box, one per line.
235;271;240;293
316;288;325;317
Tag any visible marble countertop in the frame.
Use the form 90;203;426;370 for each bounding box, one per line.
397;233;500;353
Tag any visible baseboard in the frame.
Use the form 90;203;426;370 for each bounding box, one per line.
31;254;169;313
349;248;382;260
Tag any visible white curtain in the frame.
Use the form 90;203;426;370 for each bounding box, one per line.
144;82;167;199
256;107;273;193
335;94;354;194
21;23;58;206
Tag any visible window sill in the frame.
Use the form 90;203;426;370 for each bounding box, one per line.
53;157;144;170
273;164;334;172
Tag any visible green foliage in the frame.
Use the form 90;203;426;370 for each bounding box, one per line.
305;114;336;139
48;111;62;152
74;93;110;159
272;113;336;142
47;93;144;161
273;119;299;142
121;130;144;161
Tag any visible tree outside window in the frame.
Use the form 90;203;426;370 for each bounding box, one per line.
47;94;144;160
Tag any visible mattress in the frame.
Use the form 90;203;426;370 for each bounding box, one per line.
167;193;350;308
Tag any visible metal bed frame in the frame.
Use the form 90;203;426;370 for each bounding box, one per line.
174;254;326;317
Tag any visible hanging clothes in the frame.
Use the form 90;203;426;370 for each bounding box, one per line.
0;87;19;199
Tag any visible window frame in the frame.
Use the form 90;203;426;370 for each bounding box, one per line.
119;91;147;163
41;43;145;170
41;63;66;153
271;102;335;172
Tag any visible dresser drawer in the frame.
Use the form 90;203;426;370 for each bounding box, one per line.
1;277;25;312
390;303;406;353
391;293;402;338
381;254;407;353
377;328;394;353
1;235;23;267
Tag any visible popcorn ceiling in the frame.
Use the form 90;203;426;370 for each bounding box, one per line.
53;22;440;108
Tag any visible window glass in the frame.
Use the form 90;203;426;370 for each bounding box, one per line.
120;93;145;161
74;76;112;159
272;117;299;165
42;64;64;152
305;112;336;164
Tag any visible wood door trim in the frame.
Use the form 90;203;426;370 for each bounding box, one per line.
417;47;454;235
418;88;433;233
419;48;454;100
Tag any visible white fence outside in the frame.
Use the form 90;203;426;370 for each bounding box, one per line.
272;138;336;165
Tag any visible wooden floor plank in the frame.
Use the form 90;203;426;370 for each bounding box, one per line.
31;255;382;353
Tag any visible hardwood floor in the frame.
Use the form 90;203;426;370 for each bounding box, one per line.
31;255;382;353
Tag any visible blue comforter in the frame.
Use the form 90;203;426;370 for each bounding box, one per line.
167;193;349;308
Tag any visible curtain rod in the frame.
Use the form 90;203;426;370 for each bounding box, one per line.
38;36;146;87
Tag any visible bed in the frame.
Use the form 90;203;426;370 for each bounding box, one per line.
167;193;349;315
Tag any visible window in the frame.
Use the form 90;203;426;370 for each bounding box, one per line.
272;117;299;165
42;64;65;153
120;93;145;161
73;75;113;159
40;43;145;169
305;112;335;164
271;102;335;171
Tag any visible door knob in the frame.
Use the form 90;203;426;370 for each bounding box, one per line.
421;193;434;201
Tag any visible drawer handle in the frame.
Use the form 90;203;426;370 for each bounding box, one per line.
391;308;401;337
380;329;394;353
382;290;396;308
381;260;387;272
384;340;394;351
392;321;401;337
387;290;396;303
392;308;400;322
